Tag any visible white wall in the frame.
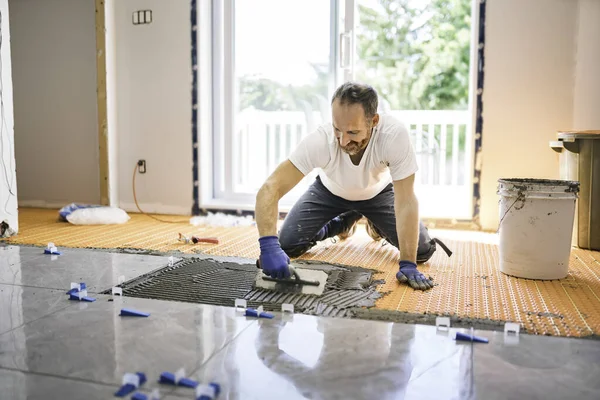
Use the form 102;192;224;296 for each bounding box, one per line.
109;0;192;215
9;0;100;207
0;0;17;234
478;0;579;231
573;0;600;130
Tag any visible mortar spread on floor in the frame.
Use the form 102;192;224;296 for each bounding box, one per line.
105;258;386;318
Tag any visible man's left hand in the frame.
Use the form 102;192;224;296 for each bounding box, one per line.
396;260;434;290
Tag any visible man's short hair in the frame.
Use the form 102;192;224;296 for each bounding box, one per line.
331;82;378;120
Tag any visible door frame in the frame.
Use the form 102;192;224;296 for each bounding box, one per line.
95;0;109;206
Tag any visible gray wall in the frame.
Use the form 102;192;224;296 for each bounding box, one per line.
10;0;100;206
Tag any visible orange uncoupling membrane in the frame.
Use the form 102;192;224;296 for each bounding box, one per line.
6;208;600;337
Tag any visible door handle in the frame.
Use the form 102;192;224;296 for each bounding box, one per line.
339;32;352;69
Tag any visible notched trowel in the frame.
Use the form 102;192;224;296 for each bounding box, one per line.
255;261;328;296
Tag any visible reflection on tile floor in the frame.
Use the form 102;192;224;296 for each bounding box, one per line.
0;294;254;387
0;284;73;334
0;244;177;292
0;368;189;400
182;315;472;400
472;331;600;400
0;368;123;400
0;244;598;399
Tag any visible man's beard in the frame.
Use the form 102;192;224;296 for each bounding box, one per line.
341;125;372;155
341;140;368;155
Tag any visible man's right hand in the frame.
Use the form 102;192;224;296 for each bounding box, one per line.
258;236;291;279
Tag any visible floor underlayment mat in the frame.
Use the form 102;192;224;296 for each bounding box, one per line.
4;208;600;338
101;258;384;318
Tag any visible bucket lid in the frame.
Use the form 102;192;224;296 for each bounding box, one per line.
497;178;580;194
557;130;600;140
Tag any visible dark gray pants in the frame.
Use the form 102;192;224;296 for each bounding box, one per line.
279;176;445;263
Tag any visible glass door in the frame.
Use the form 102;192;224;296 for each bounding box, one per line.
212;0;352;208
210;0;475;219
351;0;475;219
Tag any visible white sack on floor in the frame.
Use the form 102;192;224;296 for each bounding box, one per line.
189;212;255;227
66;207;130;225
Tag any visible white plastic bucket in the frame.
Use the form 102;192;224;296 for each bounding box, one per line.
497;178;580;280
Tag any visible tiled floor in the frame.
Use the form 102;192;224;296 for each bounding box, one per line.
1;244;599;399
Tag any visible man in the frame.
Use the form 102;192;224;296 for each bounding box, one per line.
254;82;451;291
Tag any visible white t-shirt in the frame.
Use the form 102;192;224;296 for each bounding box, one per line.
288;113;418;201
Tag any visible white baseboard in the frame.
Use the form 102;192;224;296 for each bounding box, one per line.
19;200;191;217
198;199;291;213
18;200;70;209
119;202;191;216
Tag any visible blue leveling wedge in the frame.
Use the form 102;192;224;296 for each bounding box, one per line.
66;282;86;295
244;308;274;319
455;331;489;343
195;383;221;400
68;292;96;302
159;371;198;388
120;308;150;317
114;372;147;397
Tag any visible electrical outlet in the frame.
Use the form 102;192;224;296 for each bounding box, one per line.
138;160;146;174
132;10;152;25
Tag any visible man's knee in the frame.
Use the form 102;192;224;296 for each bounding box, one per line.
378;220;435;262
415;222;453;263
278;227;312;258
279;236;311;258
418;221;438;249
282;244;310;259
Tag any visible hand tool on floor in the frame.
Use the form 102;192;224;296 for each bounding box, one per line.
254;260;328;296
178;233;219;245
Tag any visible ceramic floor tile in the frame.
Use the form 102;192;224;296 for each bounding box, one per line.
0;367;185;400
404;337;475;400
0;368;123;400
471;330;600;400
0;284;74;335
0;244;45;268
405;327;600;400
0;246;176;292
0;295;256;387
176;313;468;399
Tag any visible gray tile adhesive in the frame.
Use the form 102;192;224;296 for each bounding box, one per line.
102;258;386;318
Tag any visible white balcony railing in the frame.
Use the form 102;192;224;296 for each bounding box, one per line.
233;108;473;219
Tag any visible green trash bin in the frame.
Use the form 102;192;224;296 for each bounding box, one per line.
550;130;600;251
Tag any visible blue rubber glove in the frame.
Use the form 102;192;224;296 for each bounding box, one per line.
396;260;434;290
258;236;291;279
